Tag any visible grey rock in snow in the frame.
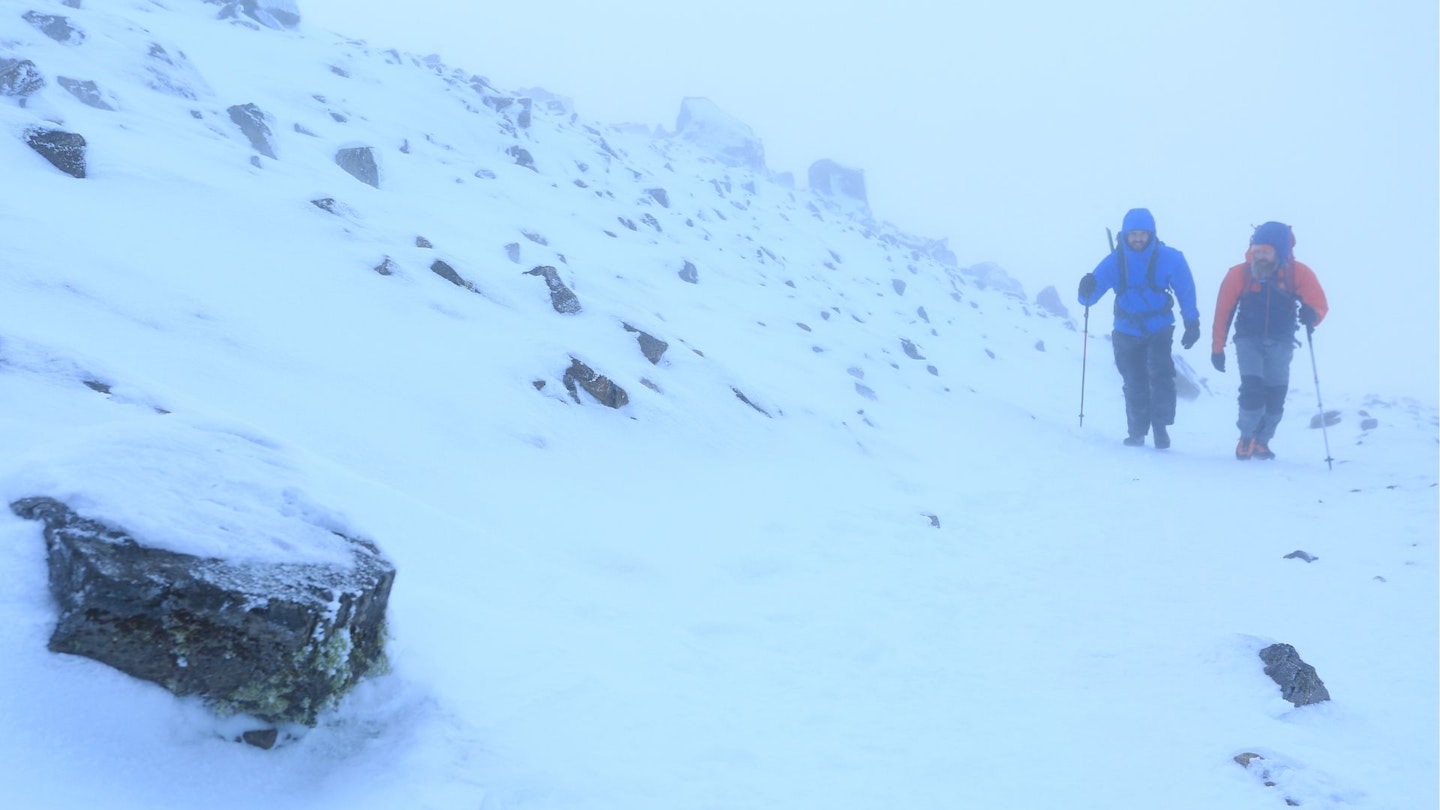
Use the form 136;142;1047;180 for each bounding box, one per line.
623;324;669;364
228;103;277;159
23;11;85;45
1259;643;1331;707
10;497;394;726
525;265;581;314
25;128;87;178
1035;285;1070;319
0;59;46;100
335;146;379;188
563;358;628;408
58;77;115;110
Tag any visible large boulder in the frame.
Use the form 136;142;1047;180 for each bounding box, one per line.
11;497;394;726
673;97;766;172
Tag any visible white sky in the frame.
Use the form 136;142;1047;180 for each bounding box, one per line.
0;3;1436;808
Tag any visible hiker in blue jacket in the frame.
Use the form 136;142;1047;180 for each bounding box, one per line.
1077;208;1200;448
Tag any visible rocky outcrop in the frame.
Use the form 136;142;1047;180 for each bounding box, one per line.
808;159;868;209
212;1;301;30
674;97;765;172
11;496;394;727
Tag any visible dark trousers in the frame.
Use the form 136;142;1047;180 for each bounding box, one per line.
1112;326;1177;437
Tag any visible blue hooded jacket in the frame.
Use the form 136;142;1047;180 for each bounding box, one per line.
1077;208;1199;337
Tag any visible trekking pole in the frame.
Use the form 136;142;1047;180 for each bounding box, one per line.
1305;325;1334;470
1080;305;1089;427
1080;229;1113;426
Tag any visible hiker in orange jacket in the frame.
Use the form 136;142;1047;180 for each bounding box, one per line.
1210;221;1329;460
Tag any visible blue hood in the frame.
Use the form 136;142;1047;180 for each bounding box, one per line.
1250;221;1293;265
1122;208;1156;236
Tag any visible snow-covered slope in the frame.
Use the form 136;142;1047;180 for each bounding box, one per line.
0;3;1434;809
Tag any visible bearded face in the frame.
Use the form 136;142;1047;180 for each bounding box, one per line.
1250;245;1278;278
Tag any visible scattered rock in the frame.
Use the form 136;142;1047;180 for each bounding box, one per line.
335;146;379;188
506;145;535;171
373;257;397;276
1259;643;1331;707
25;127;87;178
645;188;670;208
430;260;473;290
623;324;669;364
524;266;580;314
58;76;114;110
732;387;771;417
241;728;279;750
227;103;276;159
1309;410;1342;429
1;59;46;100
23;11;85;45
562;358;628;408
1283;550;1317;563
1035;285;1070;319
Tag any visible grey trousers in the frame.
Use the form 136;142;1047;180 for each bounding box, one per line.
1234;336;1296;442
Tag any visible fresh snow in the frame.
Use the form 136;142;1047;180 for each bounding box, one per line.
0;3;1434;809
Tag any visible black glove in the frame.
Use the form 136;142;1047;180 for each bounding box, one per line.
1078;273;1097;299
1211;352;1225;373
1299;304;1319;327
1180;319;1200;349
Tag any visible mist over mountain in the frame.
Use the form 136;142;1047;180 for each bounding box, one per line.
1;3;1435;809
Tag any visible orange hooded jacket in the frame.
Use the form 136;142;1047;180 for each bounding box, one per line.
1211;247;1328;354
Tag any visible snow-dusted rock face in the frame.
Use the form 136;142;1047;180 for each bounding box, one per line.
11;497;394;727
673;97;766;171
808;159;868;209
211;0;301;31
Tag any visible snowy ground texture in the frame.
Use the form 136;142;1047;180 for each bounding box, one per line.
0;3;1435;809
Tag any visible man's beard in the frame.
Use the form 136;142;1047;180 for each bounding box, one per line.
1251;258;1277;278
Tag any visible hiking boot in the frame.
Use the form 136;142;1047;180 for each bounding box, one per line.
1235;437;1254;460
1123;434;1145;447
1152;425;1170;450
1251;440;1276;460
